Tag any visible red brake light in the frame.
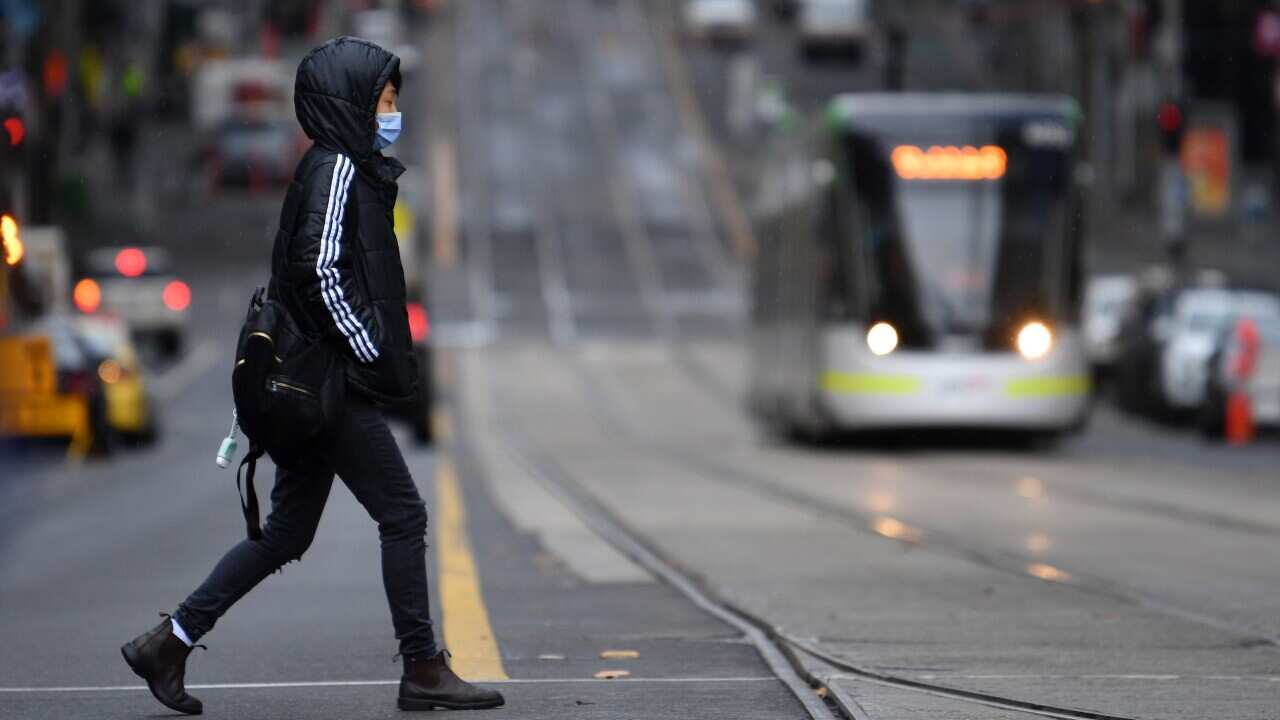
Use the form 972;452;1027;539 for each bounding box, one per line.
3;117;24;147
163;280;192;312
115;247;147;277
407;302;429;343
74;278;101;313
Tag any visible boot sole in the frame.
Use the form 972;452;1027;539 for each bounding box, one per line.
121;644;203;716
397;696;505;711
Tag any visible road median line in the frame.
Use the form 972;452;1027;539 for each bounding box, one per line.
435;453;508;681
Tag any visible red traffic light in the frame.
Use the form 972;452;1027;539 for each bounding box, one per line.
3;117;24;147
1157;103;1183;133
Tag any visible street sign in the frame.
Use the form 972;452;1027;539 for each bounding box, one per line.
1181;127;1231;217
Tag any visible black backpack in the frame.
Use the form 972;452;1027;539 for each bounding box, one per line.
229;177;350;540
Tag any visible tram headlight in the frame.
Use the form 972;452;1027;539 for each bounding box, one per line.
866;322;899;356
1017;322;1053;360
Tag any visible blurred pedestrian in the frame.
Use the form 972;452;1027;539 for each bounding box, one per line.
120;37;504;715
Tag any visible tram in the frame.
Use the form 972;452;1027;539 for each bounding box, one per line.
748;94;1091;437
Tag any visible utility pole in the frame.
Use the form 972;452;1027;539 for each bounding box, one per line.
1156;0;1187;274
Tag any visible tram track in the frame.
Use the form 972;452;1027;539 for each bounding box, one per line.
566;334;1280;647
482;351;1148;720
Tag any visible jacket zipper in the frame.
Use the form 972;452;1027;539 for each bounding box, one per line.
270;379;315;398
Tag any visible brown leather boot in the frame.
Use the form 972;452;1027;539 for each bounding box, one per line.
120;613;204;715
397;651;505;710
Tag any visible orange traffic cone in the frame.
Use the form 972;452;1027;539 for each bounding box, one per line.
1225;391;1255;446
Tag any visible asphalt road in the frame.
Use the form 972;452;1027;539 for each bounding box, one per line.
5;2;1280;719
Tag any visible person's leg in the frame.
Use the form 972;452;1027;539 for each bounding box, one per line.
328;399;436;658
172;460;334;642
330;397;503;710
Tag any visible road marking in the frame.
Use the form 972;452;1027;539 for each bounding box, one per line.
0;677;780;694
431;407;453;445
150;339;220;401
435;454;508;680
650;1;756;262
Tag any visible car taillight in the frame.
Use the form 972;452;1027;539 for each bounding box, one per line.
74;278;101;313
407;302;429;343
163;280;192;311
115;247;147;277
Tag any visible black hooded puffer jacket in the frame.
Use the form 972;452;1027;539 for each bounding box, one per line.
268;37;415;403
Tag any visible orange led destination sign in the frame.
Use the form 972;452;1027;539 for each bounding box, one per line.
891;145;1007;180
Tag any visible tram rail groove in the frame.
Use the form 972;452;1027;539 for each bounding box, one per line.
546;344;1280;715
487;402;840;720
485;354;1145;720
573;322;1280;649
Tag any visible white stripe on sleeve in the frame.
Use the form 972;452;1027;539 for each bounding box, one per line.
316;155;379;363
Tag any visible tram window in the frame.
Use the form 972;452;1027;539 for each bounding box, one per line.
816;162;853;321
839;125;1076;350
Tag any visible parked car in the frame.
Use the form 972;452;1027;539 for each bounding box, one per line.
797;0;871;60
1083;274;1137;371
684;0;757;44
1199;315;1280;438
1116;283;1280;418
74;246;191;359
1157;289;1280;413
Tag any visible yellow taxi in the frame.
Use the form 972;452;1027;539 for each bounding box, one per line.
0;315;156;457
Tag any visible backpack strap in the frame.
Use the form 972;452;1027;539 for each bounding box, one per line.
236;442;267;541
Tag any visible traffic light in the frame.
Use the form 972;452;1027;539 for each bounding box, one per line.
1157;101;1184;154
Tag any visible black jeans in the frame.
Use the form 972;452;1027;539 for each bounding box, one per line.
174;397;438;658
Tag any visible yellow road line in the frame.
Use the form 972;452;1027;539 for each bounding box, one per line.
431;406;454;445
651;3;756;262
435;454;508;680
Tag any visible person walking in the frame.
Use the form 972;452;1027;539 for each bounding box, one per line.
120;37;504;715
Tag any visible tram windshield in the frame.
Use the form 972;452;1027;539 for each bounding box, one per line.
834;114;1080;350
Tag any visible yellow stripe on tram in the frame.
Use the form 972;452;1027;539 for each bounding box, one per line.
821;372;922;395
435;455;508;680
1004;375;1091;398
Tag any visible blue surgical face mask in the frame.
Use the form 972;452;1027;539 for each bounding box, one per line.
373;112;401;150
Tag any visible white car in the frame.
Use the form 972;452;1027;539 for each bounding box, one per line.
75;246;190;358
797;0;871;58
1158;289;1280;410
684;0;757;42
1083;274;1137;367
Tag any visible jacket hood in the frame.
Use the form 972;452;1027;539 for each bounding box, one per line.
295;37;400;165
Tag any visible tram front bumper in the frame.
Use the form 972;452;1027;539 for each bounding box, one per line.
817;331;1092;431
